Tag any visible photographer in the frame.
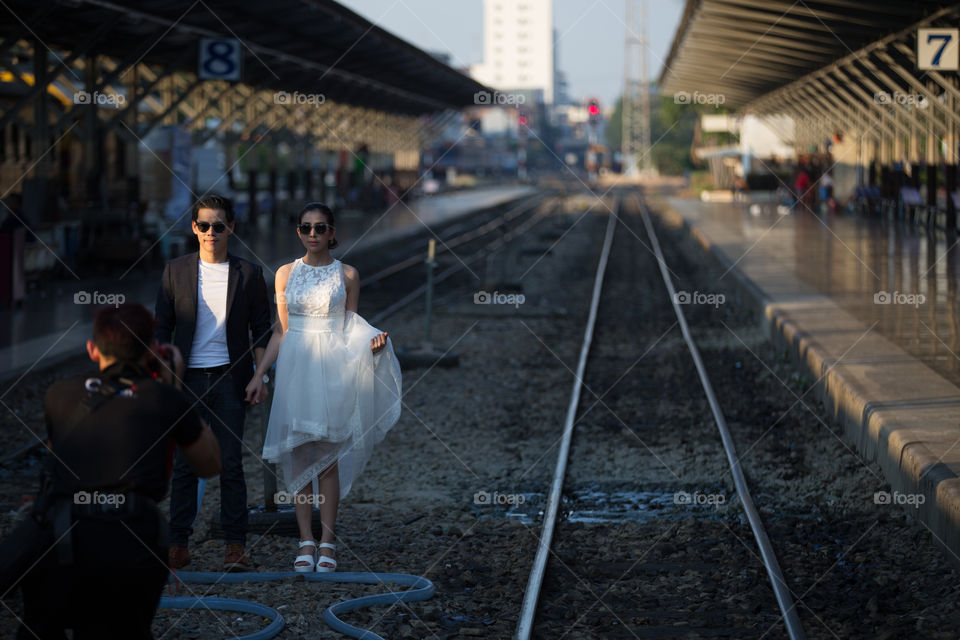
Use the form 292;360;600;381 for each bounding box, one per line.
6;303;220;640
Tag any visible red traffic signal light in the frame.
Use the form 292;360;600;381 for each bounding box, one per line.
587;98;601;124
518;112;528;126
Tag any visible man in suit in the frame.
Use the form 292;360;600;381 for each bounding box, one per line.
155;194;272;571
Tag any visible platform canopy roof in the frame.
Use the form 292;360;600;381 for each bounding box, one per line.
659;0;956;109
0;0;487;115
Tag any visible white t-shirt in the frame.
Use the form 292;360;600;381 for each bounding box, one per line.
189;258;231;368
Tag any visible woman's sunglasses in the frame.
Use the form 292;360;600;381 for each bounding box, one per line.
298;223;333;235
195;221;228;233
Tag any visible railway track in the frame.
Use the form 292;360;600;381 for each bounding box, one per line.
5;188;958;638
516;191;804;639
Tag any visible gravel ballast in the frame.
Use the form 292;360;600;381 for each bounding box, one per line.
0;192;959;638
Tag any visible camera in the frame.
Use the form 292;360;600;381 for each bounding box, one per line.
147;345;175;381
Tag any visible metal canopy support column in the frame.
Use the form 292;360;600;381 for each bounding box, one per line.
24;37;50;224
82;54;102;208
927;109;938;212
123;62;139;208
947;82;957;231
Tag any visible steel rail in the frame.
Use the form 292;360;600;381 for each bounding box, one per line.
514;196;619;640
637;195;806;640
359;193;546;288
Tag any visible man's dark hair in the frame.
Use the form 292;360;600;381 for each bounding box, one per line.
192;194;235;223
93;304;155;362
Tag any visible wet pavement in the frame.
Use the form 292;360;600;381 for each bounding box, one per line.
666;199;960;390
660;195;960;567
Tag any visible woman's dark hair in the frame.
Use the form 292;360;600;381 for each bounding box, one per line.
192;194;235;223
93;303;155;362
298;202;337;249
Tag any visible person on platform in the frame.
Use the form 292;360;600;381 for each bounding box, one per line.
818;171;836;212
794;165;813;211
155;194;272;571
13;303;220;640
245;202;402;572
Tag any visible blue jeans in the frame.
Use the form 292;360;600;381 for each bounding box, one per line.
169;369;247;545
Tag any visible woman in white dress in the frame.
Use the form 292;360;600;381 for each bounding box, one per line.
246;202;402;572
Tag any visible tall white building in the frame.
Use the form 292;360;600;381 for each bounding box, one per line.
471;0;554;104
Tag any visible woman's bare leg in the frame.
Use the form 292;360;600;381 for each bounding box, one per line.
294;485;315;568
317;461;340;569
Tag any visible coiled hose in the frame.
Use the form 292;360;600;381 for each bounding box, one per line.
166;470;433;637
159;570;435;640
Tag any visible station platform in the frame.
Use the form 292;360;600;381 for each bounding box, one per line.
0;185;534;383
654;195;960;565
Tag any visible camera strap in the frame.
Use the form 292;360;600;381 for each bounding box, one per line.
63;376;137;432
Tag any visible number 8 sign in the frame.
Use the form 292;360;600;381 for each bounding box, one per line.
917;28;959;71
199;38;242;81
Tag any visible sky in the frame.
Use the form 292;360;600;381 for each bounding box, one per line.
336;0;686;108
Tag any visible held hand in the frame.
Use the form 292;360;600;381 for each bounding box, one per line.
370;332;388;355
245;377;264;405
169;345;184;381
256;382;270;405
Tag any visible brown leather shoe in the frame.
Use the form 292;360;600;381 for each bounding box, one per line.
168;545;191;570
224;543;249;572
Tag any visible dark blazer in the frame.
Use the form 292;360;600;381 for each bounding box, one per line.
154;252;272;400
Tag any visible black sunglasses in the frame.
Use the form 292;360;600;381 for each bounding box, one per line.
298;223;333;234
196;221;228;233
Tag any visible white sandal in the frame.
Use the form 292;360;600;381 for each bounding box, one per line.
294;540;317;572
315;542;337;572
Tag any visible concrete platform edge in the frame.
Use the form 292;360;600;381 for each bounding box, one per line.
652;198;960;568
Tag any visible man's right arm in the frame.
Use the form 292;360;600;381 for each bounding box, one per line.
155;263;175;344
180;421;221;479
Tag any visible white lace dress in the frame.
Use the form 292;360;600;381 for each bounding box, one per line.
262;258;402;497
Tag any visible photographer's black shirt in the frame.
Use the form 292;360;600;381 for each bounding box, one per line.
43;362;205;502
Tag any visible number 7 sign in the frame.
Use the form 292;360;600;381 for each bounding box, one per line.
918;28;959;71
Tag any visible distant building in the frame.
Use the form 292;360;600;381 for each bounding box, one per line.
470;0;554;104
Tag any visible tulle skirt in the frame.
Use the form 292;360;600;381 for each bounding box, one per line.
261;311;402;497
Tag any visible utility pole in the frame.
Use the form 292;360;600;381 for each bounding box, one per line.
623;0;654;176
